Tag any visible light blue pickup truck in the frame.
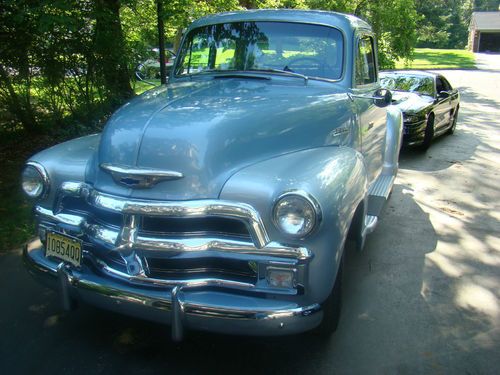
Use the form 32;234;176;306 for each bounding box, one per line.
22;9;402;340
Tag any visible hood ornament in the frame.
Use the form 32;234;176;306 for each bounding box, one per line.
101;163;183;189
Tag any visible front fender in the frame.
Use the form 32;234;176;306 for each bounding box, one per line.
27;134;100;208
220;146;368;303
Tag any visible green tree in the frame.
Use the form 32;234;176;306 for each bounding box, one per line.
0;0;134;134
415;0;499;49
0;0;40;132
305;0;418;68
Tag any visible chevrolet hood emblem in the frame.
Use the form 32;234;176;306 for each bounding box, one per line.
100;163;184;189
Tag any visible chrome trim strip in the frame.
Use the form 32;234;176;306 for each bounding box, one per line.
134;237;311;260
88;190;270;248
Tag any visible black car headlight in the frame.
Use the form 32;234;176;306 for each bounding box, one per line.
403;113;424;123
21;162;49;199
273;192;321;237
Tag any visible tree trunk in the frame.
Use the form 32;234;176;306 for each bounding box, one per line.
157;0;167;85
94;0;133;103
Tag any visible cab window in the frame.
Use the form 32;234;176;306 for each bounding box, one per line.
355;36;376;86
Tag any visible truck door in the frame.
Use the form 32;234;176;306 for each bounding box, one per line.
352;34;386;184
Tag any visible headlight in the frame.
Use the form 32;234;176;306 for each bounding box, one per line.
403;113;423;123
273;192;321;237
21;162;49;199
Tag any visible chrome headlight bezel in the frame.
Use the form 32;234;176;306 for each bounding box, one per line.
272;191;322;238
21;161;50;199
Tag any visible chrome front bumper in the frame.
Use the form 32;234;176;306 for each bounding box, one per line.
24;244;323;340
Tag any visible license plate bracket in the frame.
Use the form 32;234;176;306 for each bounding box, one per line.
45;231;82;267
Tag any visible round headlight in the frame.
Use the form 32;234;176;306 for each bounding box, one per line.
273;192;321;237
21;163;49;199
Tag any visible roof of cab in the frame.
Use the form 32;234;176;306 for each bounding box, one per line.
188;9;371;32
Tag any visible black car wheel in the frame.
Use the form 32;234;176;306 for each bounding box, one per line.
447;105;459;135
315;254;343;336
422;113;435;150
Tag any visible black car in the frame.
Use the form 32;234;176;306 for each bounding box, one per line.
380;71;460;149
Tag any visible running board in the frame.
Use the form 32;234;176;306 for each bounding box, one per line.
362;174;395;237
367;174;395;217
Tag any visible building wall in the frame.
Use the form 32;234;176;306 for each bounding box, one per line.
469;25;480;52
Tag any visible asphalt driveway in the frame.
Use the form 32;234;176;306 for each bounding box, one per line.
474;52;500;71
1;68;499;375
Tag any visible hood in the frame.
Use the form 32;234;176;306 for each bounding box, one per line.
391;91;433;112
92;78;352;200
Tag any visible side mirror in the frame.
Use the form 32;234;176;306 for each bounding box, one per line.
439;90;450;98
135;63;160;87
374;88;392;108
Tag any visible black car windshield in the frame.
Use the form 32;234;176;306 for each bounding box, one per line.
380;74;434;97
174;21;343;80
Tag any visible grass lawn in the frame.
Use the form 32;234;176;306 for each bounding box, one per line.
133;79;162;94
395;48;476;70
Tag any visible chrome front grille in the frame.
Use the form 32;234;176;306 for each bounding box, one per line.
58;196;252;240
36;182;311;291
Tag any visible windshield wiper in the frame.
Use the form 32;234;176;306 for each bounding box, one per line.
247;68;308;85
185;68;309;84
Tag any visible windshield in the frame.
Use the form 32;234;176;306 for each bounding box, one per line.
380;74;434;96
175;21;344;80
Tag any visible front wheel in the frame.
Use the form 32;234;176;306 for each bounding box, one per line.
315;255;343;336
422;113;435;150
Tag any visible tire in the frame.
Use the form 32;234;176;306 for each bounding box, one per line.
422;113;435;150
315;254;344;336
447;105;459;135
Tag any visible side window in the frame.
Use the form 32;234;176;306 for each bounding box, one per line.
436;77;445;94
441;77;452;91
355;36;377;86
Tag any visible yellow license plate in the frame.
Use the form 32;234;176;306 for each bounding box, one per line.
45;231;82;267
